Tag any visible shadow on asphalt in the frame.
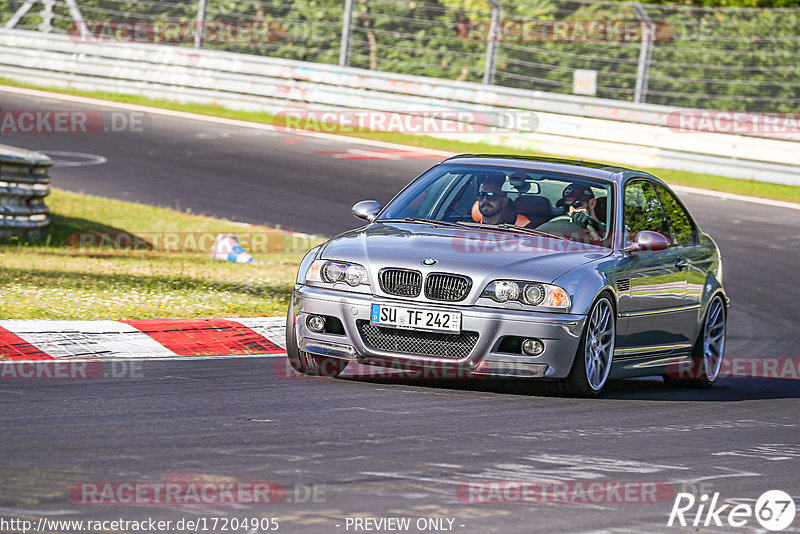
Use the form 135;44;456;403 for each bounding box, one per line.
337;374;800;401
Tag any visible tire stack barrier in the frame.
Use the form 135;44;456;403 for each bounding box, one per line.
0;143;52;241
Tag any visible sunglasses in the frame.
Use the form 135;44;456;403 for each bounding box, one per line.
566;197;591;207
477;192;504;200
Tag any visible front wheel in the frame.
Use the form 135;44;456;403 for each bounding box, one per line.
561;294;616;397
663;294;726;388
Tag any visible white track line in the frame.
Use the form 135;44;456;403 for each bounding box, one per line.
0;85;453;156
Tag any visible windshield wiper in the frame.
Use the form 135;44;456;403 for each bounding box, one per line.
495;224;568;241
380;218;467;228
454;221;568;241
382;219;578;242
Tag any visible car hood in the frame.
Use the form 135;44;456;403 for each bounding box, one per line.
319;222;611;287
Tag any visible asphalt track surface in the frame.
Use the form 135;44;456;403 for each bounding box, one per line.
1;89;799;533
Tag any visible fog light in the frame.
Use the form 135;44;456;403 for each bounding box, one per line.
307;315;326;333
521;338;544;356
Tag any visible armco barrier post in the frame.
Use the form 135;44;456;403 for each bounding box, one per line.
194;0;207;49
483;0;501;85
339;0;354;67
632;2;654;104
0;144;53;241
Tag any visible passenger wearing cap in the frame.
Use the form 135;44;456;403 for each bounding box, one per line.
535;183;606;238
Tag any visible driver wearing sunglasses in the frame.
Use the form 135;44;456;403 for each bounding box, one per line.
477;176;517;225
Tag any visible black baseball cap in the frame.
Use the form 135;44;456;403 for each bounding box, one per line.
555;183;594;207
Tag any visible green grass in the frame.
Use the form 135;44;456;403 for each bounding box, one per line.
0;189;322;320
2;77;798;204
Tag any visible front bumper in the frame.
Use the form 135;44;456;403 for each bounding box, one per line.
289;285;587;379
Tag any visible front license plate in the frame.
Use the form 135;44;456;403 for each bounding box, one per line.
371;304;461;334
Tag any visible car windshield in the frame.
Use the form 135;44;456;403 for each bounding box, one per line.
378;163;614;247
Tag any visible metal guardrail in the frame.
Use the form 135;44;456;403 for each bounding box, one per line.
3;0;799;113
0;29;797;186
0;143;52;240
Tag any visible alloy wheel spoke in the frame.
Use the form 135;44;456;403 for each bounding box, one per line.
701;298;725;381
708;303;721;325
585;299;615;390
706;354;720;374
591;305;601;330
598;307;610;332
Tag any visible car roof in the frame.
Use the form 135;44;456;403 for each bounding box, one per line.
440;154;651;183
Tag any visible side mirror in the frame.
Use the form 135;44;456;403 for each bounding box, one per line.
351;200;382;222
623;230;669;253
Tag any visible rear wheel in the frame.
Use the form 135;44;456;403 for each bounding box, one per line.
561;294;615;397
285;306;348;378
663;294;726;388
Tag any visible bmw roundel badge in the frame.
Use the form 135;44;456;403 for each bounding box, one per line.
422;258;437;266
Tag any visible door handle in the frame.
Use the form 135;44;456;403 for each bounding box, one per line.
675;258;689;270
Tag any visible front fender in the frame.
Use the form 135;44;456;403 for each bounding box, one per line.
552;255;625;316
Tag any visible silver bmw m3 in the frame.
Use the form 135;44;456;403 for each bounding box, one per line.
285;155;728;396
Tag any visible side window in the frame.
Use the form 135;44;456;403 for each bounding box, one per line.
623;180;670;243
654;183;697;245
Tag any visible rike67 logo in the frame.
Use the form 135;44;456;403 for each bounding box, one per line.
668;490;796;531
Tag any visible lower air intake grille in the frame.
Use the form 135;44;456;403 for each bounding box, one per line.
357;321;478;359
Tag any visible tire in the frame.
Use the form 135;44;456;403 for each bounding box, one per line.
561;294;616;397
302;352;349;377
663;294;726;389
285;304;348;378
285;302;307;374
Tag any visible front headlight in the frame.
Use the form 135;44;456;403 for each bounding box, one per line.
481;280;571;309
295;246;321;284
306;260;370;288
